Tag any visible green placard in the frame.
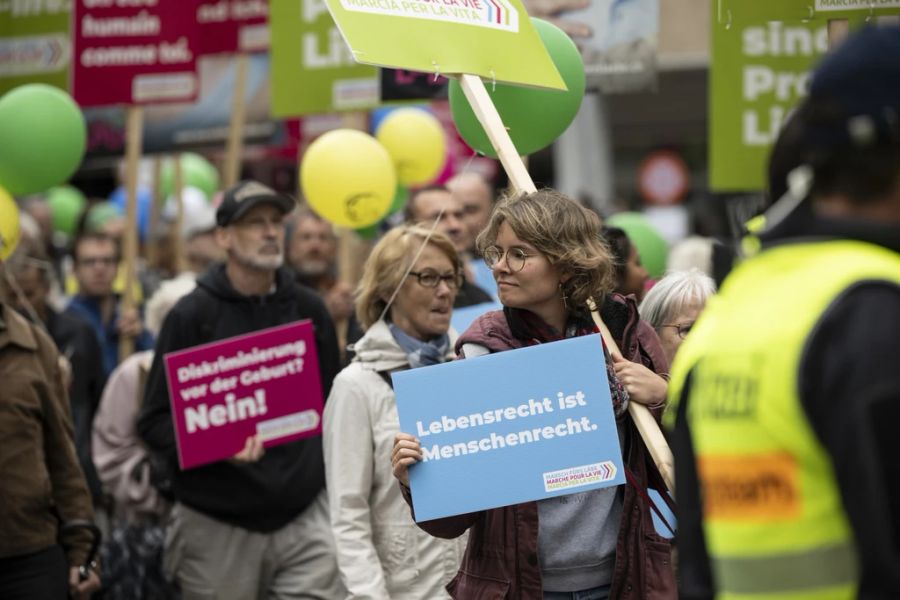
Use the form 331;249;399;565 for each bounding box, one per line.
0;2;71;95
717;0;900;24
271;0;379;117
710;13;831;191
324;0;565;90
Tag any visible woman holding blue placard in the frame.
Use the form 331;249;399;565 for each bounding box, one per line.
323;225;467;599
392;190;675;599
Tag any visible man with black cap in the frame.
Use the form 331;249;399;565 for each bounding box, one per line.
666;26;900;599
137;181;344;599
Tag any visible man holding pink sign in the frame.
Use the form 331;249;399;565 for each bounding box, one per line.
137;181;344;600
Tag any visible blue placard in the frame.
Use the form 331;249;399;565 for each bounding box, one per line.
393;334;625;522
450;301;502;337
469;258;499;300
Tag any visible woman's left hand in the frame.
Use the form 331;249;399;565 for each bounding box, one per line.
612;355;667;407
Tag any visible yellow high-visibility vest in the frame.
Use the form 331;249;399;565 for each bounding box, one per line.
666;240;900;600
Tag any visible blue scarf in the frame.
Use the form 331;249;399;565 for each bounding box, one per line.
389;323;451;369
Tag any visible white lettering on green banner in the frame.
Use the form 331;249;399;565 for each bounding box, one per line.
0;2;71;94
324;0;564;90
718;0;900;23
338;0;519;32
710;14;829;191
270;0;378;117
815;0;900;10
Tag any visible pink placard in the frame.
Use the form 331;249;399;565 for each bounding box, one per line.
195;0;269;56
73;0;199;107
164;320;323;470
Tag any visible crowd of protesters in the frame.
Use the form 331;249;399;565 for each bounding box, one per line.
1;24;898;600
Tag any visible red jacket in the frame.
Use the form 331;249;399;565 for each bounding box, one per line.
402;296;676;599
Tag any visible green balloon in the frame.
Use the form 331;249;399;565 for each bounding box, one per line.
160;153;220;201
46;185;87;237
85;202;122;233
606;212;669;279
389;185;409;214
449;19;586;158
354;224;380;240
0;84;87;197
354;186;408;239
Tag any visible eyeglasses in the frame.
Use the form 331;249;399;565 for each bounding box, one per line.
408;270;463;289
77;256;117;268
483;246;535;273
661;322;694;340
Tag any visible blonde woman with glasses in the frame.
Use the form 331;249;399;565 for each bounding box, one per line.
323;225;467;599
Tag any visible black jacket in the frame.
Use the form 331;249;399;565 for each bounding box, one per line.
136;264;340;532
454;280;492;308
673;211;900;600
45;309;106;503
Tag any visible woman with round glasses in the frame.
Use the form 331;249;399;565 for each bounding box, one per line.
391;190;675;599
639;268;716;366
323;225;466;599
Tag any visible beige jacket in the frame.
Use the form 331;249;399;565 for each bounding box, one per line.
323;320;465;599
92;351;170;522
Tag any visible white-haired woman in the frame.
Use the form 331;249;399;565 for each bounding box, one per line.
638;269;716;366
323;225;466;599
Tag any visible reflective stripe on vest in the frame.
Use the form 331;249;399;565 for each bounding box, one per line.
715;541;856;596
666;240;900;600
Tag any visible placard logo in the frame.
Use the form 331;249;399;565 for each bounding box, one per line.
339;0;519;33
543;461;617;493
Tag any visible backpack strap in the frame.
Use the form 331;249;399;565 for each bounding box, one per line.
376;366;410;389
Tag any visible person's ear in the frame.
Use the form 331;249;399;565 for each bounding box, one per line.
214;227;230;250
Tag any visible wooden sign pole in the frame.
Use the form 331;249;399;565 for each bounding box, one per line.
147;156;163;268
459;71;675;493
459;74;536;195
224;53;250;188
591;309;676;492
173;154;186;273
119;106;143;363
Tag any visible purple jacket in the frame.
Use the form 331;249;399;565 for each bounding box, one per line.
402;296;676;599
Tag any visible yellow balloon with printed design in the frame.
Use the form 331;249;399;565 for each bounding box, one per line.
300;129;396;228
376;108;447;186
0;185;20;261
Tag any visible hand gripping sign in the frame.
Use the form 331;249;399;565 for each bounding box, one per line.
164;320;324;470
394;335;626;521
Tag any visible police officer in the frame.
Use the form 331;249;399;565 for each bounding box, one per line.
667;26;900;600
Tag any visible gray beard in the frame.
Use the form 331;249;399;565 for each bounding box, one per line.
294;259;330;278
232;251;284;272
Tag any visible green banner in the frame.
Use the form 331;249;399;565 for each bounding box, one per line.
324;0;565;90
709;12;832;191
0;2;71;95
717;0;900;24
270;0;379;117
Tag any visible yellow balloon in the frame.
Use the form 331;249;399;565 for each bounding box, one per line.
0;185;20;261
301;129;396;228
376;108;447;186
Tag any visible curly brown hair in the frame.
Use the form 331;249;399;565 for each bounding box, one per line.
476;189;615;309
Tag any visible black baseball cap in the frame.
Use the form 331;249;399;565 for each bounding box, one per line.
806;25;900;149
215;180;295;227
